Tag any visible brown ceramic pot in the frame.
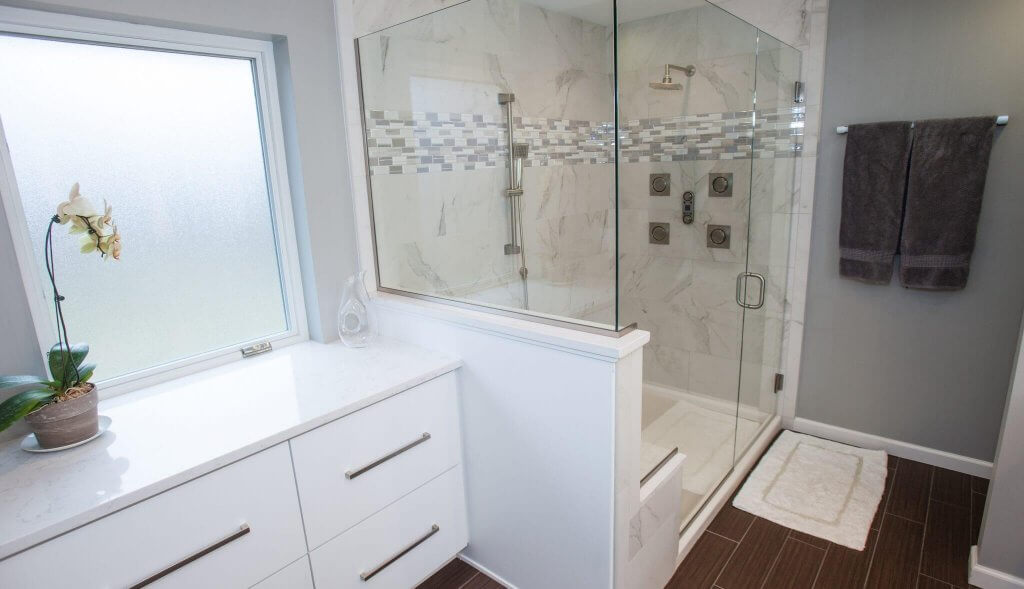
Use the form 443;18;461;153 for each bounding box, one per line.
24;384;99;449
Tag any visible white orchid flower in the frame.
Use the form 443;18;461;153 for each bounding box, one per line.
55;183;99;224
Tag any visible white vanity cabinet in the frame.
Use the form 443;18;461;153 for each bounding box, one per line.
0;443;307;588
0;365;466;589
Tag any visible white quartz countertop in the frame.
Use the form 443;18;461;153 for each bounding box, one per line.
0;337;461;561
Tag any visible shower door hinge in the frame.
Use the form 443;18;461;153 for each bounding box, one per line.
793;81;805;104
773;373;785;393
241;340;273;358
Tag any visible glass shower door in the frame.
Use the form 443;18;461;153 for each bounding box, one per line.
617;0;759;528
735;30;802;461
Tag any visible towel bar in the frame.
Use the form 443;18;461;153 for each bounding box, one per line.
836;115;1008;135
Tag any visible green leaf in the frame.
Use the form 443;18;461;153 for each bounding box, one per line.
0;375;48;392
76;363;97;383
48;343;89;385
0;389;56;433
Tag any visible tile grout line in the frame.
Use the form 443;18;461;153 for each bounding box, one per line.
862;457;900;589
919;572;957;587
810;542;831;589
709;515;754;589
758;536;791;589
786;532;827;552
705;529;741;544
455;571;480;589
915;467;936;588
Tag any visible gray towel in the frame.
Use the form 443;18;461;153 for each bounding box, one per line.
839;121;914;284
899;117;996;290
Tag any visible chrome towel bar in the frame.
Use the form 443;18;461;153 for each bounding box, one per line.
836;115;1008;134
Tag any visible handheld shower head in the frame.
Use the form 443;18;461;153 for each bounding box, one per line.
650;64;696;90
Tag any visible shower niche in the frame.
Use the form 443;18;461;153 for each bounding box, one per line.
357;0;802;536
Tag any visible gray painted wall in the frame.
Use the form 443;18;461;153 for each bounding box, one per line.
798;0;1024;461
0;0;358;436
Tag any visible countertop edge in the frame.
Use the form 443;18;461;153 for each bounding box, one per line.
0;359;462;562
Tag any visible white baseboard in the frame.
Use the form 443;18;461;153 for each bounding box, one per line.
458;553;517;589
970;546;1024;589
791;418;993;479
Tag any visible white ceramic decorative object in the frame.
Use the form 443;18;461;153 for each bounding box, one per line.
21;415;111;453
337;270;377;348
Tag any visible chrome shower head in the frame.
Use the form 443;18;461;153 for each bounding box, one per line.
650;64;696;90
649;81;684;90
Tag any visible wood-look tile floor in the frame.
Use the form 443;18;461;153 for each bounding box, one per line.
420;456;987;589
669;455;988;589
418;557;504;589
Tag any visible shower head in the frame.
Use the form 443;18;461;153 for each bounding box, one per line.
649;81;684;90
650;63;696;90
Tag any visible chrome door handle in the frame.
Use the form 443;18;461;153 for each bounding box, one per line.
345;433;431;479
360;524;440;581
736;272;766;310
129;523;250;588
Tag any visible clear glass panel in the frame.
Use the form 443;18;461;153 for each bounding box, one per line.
617;0;757;528
0;36;289;380
735;30;802;453
357;0;618;330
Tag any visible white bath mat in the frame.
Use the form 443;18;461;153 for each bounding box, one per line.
733;430;887;550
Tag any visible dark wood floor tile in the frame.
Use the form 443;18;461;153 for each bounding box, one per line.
716;517;790;589
813;529;877;589
888;455;900;469
922;500;971;587
872;468;896;531
417;558;478;589
864;515;924;588
918;574;956;588
762;538;825;589
887;460;933;522
971;476;988;495
708;505;756;542
789;529;829;549
461;573;504;589
932;467;972;507
667;532;737;589
971;492;986;545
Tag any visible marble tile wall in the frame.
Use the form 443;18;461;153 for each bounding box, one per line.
349;0;830;425
616;3;801;416
357;0;618;324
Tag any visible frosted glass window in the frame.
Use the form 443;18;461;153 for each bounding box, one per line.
0;35;290;381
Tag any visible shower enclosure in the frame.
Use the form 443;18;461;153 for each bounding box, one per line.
357;0;802;533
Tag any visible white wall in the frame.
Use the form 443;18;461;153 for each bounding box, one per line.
973;314;1024;586
374;294;649;589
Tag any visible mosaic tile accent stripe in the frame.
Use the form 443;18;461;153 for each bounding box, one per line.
365;107;803;175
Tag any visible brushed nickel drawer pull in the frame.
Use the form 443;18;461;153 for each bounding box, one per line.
359;524;440;581
129;523;250;588
345;432;431;480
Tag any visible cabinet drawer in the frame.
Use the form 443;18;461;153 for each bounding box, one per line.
0;444;306;589
252;556;313;589
290;372;461;548
309;466;468;589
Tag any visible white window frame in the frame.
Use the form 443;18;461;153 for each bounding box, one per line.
0;6;308;398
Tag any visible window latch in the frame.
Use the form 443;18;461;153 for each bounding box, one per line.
240;341;273;358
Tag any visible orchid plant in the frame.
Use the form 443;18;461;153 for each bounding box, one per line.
0;184;121;433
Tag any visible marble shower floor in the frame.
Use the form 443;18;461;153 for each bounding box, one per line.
641;387;763;524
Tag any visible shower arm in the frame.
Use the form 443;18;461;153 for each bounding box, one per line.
664;64;696;79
